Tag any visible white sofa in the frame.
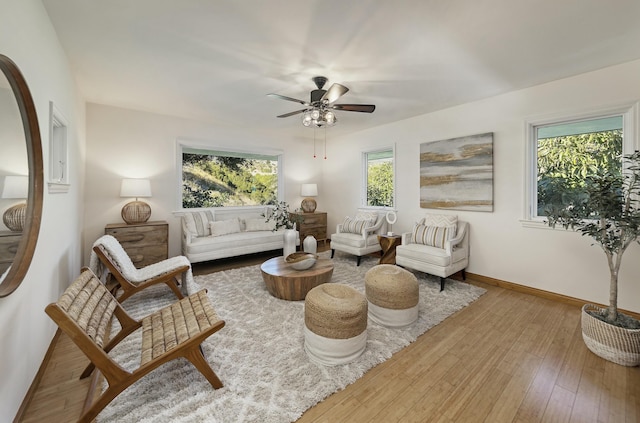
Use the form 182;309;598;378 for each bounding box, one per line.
179;206;298;263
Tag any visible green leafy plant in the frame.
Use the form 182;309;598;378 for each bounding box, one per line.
545;151;640;328
262;201;302;231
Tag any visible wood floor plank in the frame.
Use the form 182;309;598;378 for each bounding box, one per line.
18;249;640;423
541;384;575;423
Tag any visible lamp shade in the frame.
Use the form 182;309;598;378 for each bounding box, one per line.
120;178;152;198
300;183;318;197
1;175;28;199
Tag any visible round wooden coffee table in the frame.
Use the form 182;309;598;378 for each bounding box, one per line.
260;256;334;301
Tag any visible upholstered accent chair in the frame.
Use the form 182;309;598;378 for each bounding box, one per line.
330;209;388;265
395;214;469;291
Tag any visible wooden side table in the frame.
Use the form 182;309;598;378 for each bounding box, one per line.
105;221;168;268
378;234;402;265
290;211;328;247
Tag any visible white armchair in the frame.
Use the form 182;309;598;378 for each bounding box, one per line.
330;210;388;266
395;216;469;291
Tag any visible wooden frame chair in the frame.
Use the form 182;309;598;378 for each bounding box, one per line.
92;235;188;303
45;269;225;423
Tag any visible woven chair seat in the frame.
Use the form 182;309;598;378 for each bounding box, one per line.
141;290;222;365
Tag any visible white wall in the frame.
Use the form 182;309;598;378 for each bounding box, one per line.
0;0;85;420
84;104;324;264
323;60;640;314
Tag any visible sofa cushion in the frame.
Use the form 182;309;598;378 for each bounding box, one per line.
209;218;242;237
342;216;375;234
244;218;276;232
183;210;214;237
412;223;456;248
185;230;285;256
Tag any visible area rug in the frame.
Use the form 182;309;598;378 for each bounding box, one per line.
96;252;486;423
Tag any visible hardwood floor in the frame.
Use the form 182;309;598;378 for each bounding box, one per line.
19;247;640;422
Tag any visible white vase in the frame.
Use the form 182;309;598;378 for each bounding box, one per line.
283;229;297;258
303;235;317;254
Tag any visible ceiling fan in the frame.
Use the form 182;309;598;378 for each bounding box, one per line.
267;76;375;127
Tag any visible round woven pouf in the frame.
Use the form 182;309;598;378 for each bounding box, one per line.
304;284;368;366
365;264;419;328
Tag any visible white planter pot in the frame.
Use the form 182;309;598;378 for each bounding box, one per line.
283;229;297;259
303;235;317;254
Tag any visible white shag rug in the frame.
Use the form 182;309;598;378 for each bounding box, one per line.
96;251;486;423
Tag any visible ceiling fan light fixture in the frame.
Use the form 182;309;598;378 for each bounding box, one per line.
301;107;337;128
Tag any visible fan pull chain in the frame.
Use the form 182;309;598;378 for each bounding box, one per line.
324;127;327;159
313;128;317;158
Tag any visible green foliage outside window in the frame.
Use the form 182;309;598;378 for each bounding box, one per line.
367;158;394;207
537;130;622;217
182;151;278;208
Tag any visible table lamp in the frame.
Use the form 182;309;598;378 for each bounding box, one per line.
300;183;318;213
120;178;152;224
1;175;28;232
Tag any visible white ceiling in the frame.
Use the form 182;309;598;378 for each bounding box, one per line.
41;0;640;137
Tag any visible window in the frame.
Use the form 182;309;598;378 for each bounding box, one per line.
48;102;70;193
363;147;394;208
180;145;282;209
525;103;637;222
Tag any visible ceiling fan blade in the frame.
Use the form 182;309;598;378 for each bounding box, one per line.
277;109;308;118
267;93;310;106
331;104;376;113
321;83;349;103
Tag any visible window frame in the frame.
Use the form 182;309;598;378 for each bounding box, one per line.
523;102;639;227
361;145;396;210
176;140;284;210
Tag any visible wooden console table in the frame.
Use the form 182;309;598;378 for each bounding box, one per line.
105;221;168;268
290;211;327;247
378;234;401;265
0;231;21;275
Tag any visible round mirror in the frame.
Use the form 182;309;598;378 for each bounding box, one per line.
0;55;43;297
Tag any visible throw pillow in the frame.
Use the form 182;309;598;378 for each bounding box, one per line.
183;210;214;237
412;223;456;248
209;218;242;237
355;211;379;223
342;216;375;234
421;213;458;228
244;218;276;232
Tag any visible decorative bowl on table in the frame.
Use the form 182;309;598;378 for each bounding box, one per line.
285;252;318;270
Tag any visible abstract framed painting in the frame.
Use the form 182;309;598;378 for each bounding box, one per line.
420;132;493;212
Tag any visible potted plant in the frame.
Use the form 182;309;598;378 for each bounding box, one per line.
545;151;640;366
263;201;301;230
263;201;301;258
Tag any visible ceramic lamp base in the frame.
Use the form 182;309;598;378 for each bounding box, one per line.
2;203;26;232
121;200;151;224
301;198;317;213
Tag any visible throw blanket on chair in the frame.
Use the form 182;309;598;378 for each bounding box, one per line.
89;235;198;296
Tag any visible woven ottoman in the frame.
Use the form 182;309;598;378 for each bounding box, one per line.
304;284;368;366
365;264;419;327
